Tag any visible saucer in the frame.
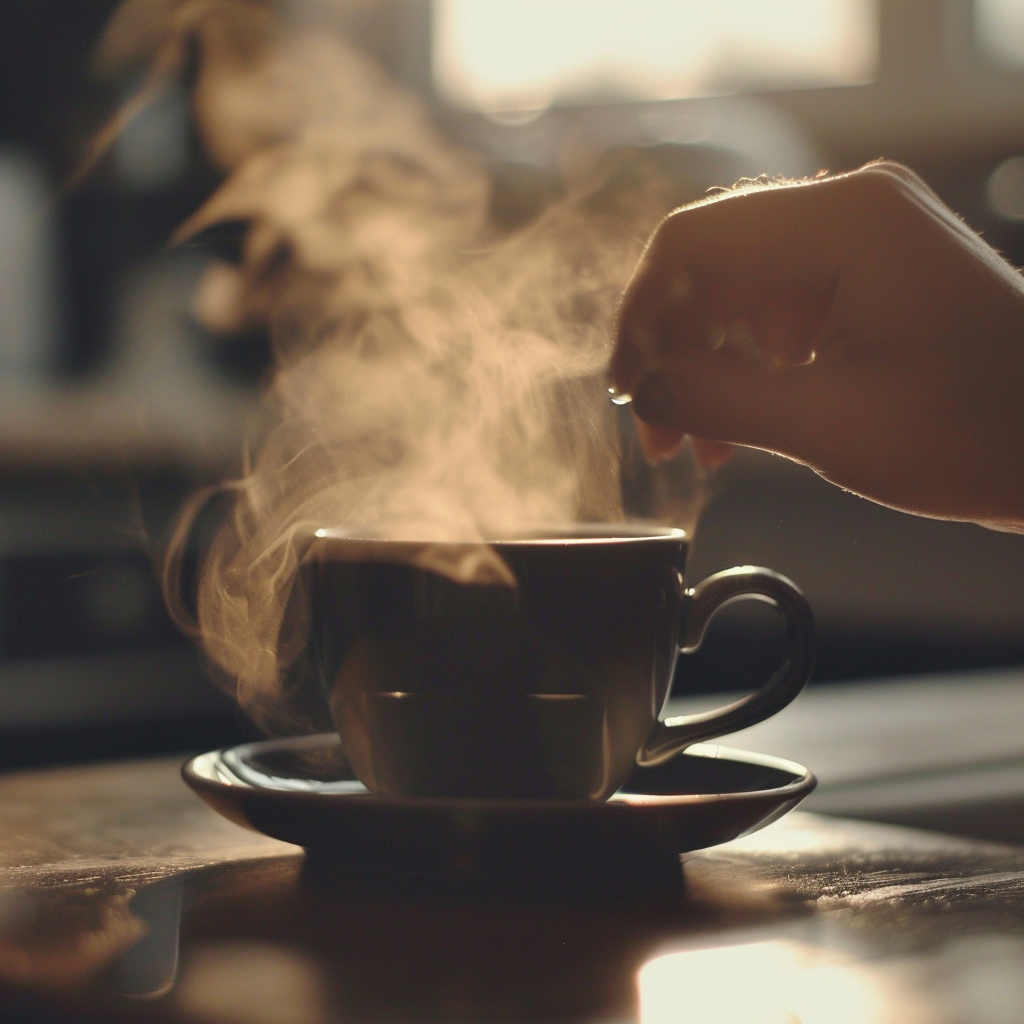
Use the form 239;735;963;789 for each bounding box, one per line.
183;735;815;879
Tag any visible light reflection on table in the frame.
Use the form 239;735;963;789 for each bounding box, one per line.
638;930;1024;1024
639;938;922;1024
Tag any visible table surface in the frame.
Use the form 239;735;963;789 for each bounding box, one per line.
1;756;1024;1023
669;667;1024;845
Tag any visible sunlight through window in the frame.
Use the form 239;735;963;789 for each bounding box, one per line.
976;0;1024;68
434;0;878;113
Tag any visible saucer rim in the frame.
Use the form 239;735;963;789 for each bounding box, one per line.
183;734;816;812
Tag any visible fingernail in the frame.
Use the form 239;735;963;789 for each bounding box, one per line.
632;371;679;424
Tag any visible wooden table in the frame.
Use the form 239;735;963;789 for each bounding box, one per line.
1;757;1024;1023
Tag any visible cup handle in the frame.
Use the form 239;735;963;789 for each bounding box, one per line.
637;566;816;767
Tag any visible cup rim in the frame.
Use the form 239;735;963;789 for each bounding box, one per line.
311;524;687;546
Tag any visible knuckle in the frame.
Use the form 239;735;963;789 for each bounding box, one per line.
860;159;918;182
652;206;697;254
844;162;920;206
825;162;927;236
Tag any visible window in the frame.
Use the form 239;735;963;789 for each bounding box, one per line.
975;0;1024;69
433;0;878;114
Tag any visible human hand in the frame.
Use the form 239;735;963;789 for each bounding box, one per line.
610;162;1024;531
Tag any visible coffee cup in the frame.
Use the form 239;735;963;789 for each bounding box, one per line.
302;526;814;801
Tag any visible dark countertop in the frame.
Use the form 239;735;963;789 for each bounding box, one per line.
0;756;1022;1021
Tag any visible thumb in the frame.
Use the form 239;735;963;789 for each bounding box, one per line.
630;418;737;468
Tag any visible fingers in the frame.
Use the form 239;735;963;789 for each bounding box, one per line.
747;288;830;367
630;345;829;457
611;177;845;398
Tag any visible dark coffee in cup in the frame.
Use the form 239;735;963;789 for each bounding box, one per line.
303;526;814;801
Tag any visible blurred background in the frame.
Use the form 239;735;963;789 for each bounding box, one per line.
4;0;1024;768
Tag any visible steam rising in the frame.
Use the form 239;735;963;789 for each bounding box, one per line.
101;0;701;732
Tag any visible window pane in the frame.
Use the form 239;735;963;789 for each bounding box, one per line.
975;0;1024;69
433;0;878;113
